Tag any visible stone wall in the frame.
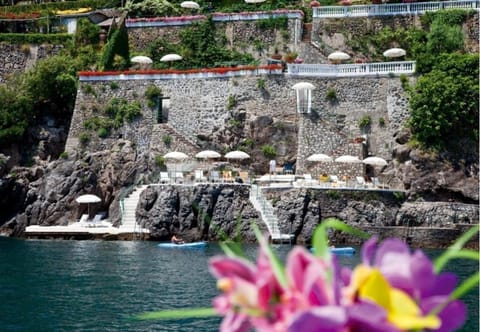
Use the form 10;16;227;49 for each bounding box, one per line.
69;73;409;180
312;12;479;60
0;43;63;83
127;17;303;62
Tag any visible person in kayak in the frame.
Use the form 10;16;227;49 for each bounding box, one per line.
171;234;185;245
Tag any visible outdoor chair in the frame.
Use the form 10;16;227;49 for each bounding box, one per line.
303;174;317;186
222;171;234;183
283;163;293;174
194;170;207;182
160;172;170;183
356;176;366;188
209;171;220;182
238;171;249;184
174;172;184;183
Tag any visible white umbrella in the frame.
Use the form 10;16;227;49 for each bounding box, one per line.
76;194;101;216
131;55;153;64
224;151;250;160
181;1;200;9
383;48;406;58
195;150;221;159
160;54;183;62
363;156;387;167
328;51;350;61
164;152;189;181
335;155;361;163
292;82;316;91
164;151;188;160
245;0;266;2
307;153;333;162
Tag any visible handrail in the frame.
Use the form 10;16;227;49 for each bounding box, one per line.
313;0;479;18
287;61;416;77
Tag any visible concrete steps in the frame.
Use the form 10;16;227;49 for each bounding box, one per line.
249;185;292;243
120;184;150;234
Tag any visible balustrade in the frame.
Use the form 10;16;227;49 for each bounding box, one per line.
313;0;479;18
287;61;415;77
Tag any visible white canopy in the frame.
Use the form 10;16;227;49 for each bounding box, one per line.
292;82;316;90
224;151;250;160
335;155;361;163
181;1;200;9
131;55;153;64
160;54;183;62
363;156;388;167
328;51;351;61
307;153;333;162
195;150;221;159
76;194;101;204
164;151;189;160
383;48;406;58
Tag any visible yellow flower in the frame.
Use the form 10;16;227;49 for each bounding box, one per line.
352;266;441;331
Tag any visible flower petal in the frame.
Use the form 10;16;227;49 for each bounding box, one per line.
287;306;348;332
209;256;256;281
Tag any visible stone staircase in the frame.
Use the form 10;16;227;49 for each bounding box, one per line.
249;185;293;243
119;184;150;235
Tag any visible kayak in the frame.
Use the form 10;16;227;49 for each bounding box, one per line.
310;247;356;255
330;247;356;255
157;241;208;249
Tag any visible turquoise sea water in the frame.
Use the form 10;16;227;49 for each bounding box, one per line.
0;237;478;331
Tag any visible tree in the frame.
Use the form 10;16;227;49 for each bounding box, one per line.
408;53;479;151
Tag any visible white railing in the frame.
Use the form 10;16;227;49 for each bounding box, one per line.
287;61;415;77
313;0;479;18
126;10;303;28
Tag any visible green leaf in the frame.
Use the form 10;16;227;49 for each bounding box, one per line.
219;241;246;259
450;272;480;301
134;307;217;320
434;225;479;273
312;218;370;260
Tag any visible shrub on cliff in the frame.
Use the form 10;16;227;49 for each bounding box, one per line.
408;53;479;152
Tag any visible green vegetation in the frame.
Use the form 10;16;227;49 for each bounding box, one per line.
256;16;288;30
162;135;172;146
358;115;371;130
100;23;130;71
408;53;479;151
378;117;385;127
261;144;276;159
257;78;266;90
147;18;254;70
325;87;337;102
155;155;165;167
227;95;236;110
145;85;162;108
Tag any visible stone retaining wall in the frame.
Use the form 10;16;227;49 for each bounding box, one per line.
68;73;409;180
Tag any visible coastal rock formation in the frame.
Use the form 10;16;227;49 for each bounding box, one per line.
136;184;265;242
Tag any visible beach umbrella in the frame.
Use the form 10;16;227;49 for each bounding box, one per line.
224;151;250;160
76;194;101;216
383;48;406;58
335;155;361;163
363;156;387;167
307;153;333;162
160;54;183;62
195;150;221;170
292;82;316;91
195;150;221;159
164;151;189;179
180;1;200;9
245;0;266;3
131;55;153;64
328;51;350;61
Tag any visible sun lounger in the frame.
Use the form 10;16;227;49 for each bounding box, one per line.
160;172;170;183
222;171;234;183
194;170;207;182
356;176;366;188
209;170;220;182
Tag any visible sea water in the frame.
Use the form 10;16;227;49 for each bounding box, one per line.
0;237;478;331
